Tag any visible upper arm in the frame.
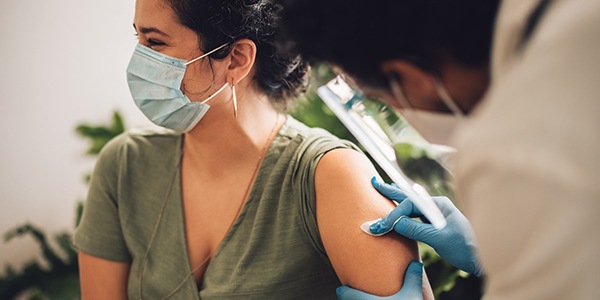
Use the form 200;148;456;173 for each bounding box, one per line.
315;148;432;296
78;251;130;300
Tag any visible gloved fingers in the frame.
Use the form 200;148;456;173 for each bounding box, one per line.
371;177;408;202
372;177;457;217
336;286;417;300
336;285;387;300
397;260;424;300
335;261;424;300
393;215;439;246
369;200;421;235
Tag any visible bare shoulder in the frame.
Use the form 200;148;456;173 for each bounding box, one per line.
315;148;429;296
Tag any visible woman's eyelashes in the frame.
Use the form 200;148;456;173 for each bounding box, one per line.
133;33;166;47
147;39;166;46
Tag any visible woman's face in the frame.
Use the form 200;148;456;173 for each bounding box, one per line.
133;0;228;100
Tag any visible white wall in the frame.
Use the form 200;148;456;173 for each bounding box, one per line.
0;0;153;273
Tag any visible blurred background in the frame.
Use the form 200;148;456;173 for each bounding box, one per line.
0;0;151;296
0;0;482;299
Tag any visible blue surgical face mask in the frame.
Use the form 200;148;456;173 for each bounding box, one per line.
126;43;229;133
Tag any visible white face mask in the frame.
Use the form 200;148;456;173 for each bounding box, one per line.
389;77;464;146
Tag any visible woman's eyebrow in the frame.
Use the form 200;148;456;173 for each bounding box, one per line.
132;23;171;37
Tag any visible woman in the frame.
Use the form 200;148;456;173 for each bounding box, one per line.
73;0;433;298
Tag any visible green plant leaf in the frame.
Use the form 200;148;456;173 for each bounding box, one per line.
76;111;126;155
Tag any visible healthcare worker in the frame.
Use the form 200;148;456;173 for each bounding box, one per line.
278;0;600;299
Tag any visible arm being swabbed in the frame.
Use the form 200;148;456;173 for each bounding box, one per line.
315;148;433;299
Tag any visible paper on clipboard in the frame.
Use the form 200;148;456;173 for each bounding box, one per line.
317;76;447;229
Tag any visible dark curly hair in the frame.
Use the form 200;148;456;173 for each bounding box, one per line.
166;0;309;106
277;0;499;89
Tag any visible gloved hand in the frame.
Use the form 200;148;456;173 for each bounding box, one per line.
369;177;483;277
336;260;424;300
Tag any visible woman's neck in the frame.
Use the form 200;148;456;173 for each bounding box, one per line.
182;90;283;171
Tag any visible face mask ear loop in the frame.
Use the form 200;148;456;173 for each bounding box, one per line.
433;78;465;118
185;43;229;66
231;82;238;118
200;82;229;104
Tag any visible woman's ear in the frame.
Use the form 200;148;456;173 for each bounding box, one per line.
227;39;257;85
380;60;437;105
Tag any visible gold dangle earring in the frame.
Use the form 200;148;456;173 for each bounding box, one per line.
231;81;238;118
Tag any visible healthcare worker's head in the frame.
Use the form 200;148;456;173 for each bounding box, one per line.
278;0;500;117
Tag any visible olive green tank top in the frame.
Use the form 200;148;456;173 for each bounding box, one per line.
73;116;359;299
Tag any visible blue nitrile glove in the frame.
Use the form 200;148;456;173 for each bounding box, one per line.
370;177;483;277
336;260;424;300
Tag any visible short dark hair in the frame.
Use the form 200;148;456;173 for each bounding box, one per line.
278;0;499;89
166;0;309;105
